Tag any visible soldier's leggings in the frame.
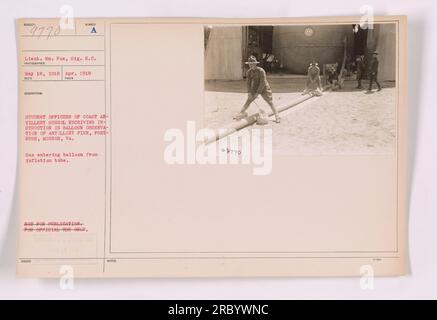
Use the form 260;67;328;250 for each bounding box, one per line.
357;71;364;87
368;72;381;90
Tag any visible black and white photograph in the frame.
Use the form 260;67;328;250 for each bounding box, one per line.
2;0;437;302
204;23;397;154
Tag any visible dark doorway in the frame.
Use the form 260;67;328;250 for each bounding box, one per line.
245;26;273;58
242;26;277;75
353;24;368;56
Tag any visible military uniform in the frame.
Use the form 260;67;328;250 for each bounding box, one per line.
302;63;322;96
234;55;280;123
327;66;339;85
356;56;365;88
368;54;381;91
242;66;273;107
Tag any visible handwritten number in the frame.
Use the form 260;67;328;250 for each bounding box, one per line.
29;25;62;39
30;25;37;37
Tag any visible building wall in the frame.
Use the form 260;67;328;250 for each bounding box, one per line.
204;27;243;80
204;24;396;81
371;24;396;81
272;25;352;74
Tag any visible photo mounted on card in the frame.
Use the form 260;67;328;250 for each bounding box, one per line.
16;16;407;277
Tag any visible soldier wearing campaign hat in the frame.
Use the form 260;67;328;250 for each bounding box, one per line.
233;55;280;124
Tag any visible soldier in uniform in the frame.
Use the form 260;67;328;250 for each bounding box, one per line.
302;62;323;96
233;55;280;124
367;51;382;92
326;63;341;90
355;55;365;89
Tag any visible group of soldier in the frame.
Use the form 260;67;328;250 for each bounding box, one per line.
233;52;382;124
356;52;382;92
303;51;382;95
